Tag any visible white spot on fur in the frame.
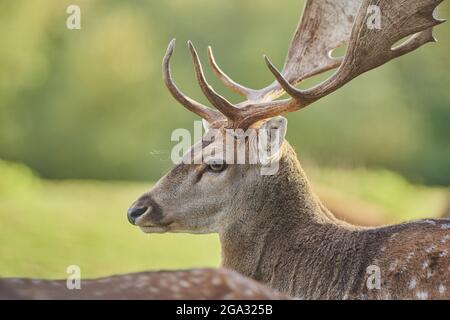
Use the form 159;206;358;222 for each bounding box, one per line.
440;235;450;243
408;278;417;290
416;291;428;300
438;284;446;295
439;250;447;257
179;280;191;288
148;287;159;293
422;260;429;270
421;219;437;225
427;270;433;279
191;269;204;276
406;252;415;260
380;246;386;252
190;276;205;284
425;246;435;253
441;223;450;230
389;259;398;271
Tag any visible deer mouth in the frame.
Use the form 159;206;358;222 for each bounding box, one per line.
138;220;174;234
139;225;169;234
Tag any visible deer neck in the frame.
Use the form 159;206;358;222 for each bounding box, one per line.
219;142;365;299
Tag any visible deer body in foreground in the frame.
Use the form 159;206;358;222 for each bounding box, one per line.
128;0;449;299
0;269;287;300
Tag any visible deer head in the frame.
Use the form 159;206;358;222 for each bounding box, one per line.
128;0;443;235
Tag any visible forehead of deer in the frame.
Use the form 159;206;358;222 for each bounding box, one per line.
205;128;259;144
220;119;268;133
182;130;252;162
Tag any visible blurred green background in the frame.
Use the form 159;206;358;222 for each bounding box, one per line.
0;0;449;278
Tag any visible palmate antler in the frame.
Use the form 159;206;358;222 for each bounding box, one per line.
163;0;445;129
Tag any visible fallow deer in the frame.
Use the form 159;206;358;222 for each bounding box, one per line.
0;268;287;300
128;0;449;299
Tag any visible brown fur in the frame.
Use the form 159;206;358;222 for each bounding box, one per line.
219;142;450;299
0;269;288;300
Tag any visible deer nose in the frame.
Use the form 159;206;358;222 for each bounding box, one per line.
127;206;149;225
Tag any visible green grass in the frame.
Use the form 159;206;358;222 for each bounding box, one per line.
0;163;220;278
0;160;447;279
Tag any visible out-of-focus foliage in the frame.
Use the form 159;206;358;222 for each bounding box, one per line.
0;160;446;278
0;159;221;278
0;0;449;184
0;160;40;200
307;165;448;223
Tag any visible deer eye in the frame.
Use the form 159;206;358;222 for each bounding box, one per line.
207;159;227;173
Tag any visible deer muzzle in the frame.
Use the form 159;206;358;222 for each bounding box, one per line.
127;195;165;229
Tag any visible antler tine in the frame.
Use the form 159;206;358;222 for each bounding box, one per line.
237;0;445;127
162;39;224;124
187;41;241;123
264;56;309;107
233;55;335;128
207;46;260;101
391;28;437;58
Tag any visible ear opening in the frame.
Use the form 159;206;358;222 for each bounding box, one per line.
257;117;288;175
259;116;288;146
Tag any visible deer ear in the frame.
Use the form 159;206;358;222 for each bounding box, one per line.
202;119;211;132
259;116;288;150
